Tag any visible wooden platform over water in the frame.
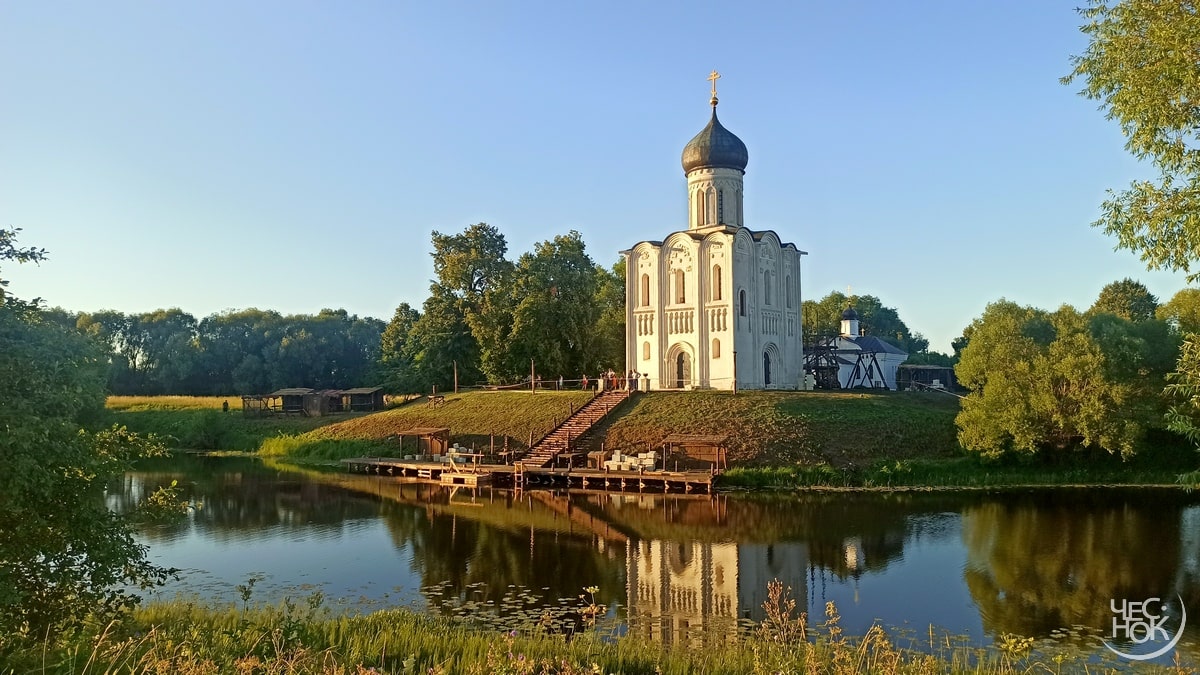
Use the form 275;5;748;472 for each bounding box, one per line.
339;457;716;493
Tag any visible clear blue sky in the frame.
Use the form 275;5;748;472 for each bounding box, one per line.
1;1;1191;353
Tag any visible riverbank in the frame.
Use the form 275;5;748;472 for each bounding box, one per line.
14;590;1190;675
105;391;1200;488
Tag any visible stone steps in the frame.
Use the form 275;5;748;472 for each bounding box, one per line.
523;390;631;467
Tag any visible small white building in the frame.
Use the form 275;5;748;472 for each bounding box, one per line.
624;78;807;390
832;307;908;390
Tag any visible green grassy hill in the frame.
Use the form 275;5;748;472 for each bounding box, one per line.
601;390;962;467
254;389;962;464
106;390;963;464
286;390;596;458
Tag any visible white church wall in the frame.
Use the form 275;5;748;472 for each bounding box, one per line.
687;167;745;229
731;230;758;389
702;234;734;389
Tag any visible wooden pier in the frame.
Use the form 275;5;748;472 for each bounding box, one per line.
339;457;716;493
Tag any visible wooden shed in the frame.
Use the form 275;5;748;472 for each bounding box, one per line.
269;388;314;414
395;427;450;457
314;389;345;413
343;386;385;411
660;433;729;472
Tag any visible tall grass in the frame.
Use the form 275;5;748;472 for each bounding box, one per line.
106;395;238;411
721;455;1196;490
258;434;389;459
16;581;1194;674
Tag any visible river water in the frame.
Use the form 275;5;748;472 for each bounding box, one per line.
112;455;1200;660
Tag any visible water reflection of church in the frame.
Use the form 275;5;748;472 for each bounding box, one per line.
625;539;811;643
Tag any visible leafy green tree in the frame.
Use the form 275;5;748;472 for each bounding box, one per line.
134;308;201;394
403;288;481;392
1066;2;1200;451
904;350;955;367
77;310;141;392
41;306;81;331
1158;288;1200;335
195;308;285;394
1166;336;1200;445
0;229;171;655
506;231;601;379
379;303;421;391
430;223;512;309
1064;1;1200;282
956;300;1176;458
1089;278;1159;322
429;223;515;382
592;257;627;374
0;227;45;306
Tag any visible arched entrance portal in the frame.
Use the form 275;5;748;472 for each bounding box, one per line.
675;352;692;389
665;343;694;390
763;351;772;387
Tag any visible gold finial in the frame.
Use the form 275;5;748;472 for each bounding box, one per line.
708;69;721;106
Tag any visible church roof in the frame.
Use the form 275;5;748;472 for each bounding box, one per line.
848;335;908;356
841;307;859;321
681;107;748;175
623;227;808;255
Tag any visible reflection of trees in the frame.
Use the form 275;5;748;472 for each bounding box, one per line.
379;493;625;614
963;492;1184;638
113;456;381;542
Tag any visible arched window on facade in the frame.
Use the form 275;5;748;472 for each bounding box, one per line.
640;273;650;307
711;265;722;301
706;187;716;225
674;269;685;304
712;338;721;358
642;342;650;360
739;289;747;317
764;270;772;305
785;274;792;308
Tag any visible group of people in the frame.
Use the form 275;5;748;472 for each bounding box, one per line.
581;369;643;391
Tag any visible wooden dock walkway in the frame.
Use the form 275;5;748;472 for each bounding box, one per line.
339;457;716;493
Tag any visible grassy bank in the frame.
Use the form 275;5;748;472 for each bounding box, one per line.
603;390;962;466
262;390;596;460
108;392;1199;487
106;396;346;451
14;586;1190;675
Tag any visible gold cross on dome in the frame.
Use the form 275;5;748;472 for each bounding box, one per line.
708;70;721;98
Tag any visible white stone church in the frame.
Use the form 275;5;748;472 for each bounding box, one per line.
623;77;807;390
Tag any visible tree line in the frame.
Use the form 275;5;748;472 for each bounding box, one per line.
44;306;386;396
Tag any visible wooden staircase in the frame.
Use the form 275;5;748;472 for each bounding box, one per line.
522;390;631;468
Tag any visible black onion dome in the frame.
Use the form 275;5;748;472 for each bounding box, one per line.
841;307;859;321
681;108;748;174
